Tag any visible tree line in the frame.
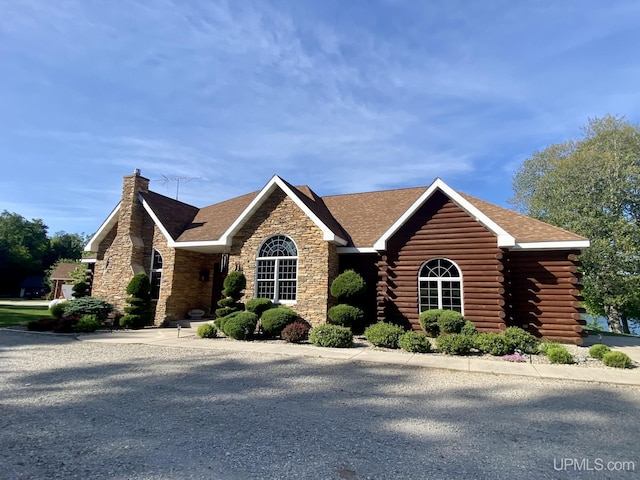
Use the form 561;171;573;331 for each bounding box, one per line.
0;210;88;296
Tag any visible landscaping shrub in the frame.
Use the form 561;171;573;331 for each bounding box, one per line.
63;297;114;322
474;332;512;356
245;298;274;316
72;280;90;298
460;320;478;337
215;271;246;318
436;310;466;334
222;312;258;340
75;314;101;333
539;341;561;355
418;309;442;337
49;301;67;320
327;304;364;328
364;322;405;349
330;270;366;303
436;333;474;355
309;324;353;348
546;346;574;364
398;331;432;353
602;351;633;369
260;307;298;337
120;273;152;329
27;317;58;331
280;320;311;343
53;317;79;333
589;343;611;360
197;323;218;339
503;326;540;354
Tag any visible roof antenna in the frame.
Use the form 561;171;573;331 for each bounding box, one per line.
158;175;201;200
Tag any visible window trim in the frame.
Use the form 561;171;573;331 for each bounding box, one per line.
418;258;464;314
150;249;163;301
255;235;298;304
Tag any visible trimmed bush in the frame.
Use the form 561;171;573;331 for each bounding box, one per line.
546;346;574;364
216;271;246;318
589;344;611;360
27;317;58;331
602;351;633;369
281;320;311;343
503;326;540;354
418;309;442;337
330;270;366;303
245;298;274;316
49;301;68;320
539;341;561;355
53;318;79;333
72;280;90;298
437;310;466;334
197;323;218;338
436;333;474;355
222;312;258;340
75;314;101;333
474;332;512;356
63;297;114;322
398;331;432;353
309;324;353;348
327;304;364;328
260;307;298;337
364;322;405;349
460;320;478;337
120;273;151;329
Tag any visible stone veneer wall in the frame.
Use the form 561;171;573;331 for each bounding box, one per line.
229;188;339;325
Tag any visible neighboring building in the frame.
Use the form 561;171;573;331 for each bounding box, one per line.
49;262;80;299
19;276;45;299
85;170;590;344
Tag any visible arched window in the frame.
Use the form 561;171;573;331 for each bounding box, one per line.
256;235;298;303
418;258;463;313
150;249;163;301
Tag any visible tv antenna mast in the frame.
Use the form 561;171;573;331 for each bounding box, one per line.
159;175;201;200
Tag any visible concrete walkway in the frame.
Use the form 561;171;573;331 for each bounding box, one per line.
77;322;640;387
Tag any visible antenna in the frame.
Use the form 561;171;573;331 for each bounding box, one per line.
158;175;201;200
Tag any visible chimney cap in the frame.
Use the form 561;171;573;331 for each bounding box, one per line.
134;168;141;176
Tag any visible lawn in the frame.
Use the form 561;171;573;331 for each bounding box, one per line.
0;305;51;328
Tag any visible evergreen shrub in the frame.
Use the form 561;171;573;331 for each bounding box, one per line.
75;314;101;333
222;312;258;340
330;270;366;303
602;351;633;368
398;331;432;353
588;344;611;360
245;298;274;316
364;322;404;349
546;346;574;364
503;326;539;353
197;323;218;339
327;304;364;328
436;310;466;334
436;333;474;355
309;324;353;348
474;332;512;356
260;307;298;337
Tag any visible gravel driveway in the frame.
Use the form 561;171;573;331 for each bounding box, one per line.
1;330;639;480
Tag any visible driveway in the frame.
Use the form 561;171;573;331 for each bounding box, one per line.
1;329;638;480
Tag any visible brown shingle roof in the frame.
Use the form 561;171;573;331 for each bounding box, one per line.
141;191;199;240
49;262;78;280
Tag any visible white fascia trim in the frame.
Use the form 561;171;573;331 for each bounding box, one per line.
84;202;121;252
337;247;378;254
81;258;97;263
139;194;176;245
221;175;348;247
373;178;516;251
510;240;591;251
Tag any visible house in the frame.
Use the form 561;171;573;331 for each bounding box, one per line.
85;170;590;344
49;261;80;299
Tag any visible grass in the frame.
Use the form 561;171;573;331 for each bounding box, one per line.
0;305;51;328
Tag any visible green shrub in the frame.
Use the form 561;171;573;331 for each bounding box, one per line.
27;317;58;331
75;314;101;333
222;312;258;340
364;322;405;349
436;333;474;355
309;324;353;348
437;310;466;334
546;346;574;364
72;281;90;298
197;323;218;339
63;297;114;322
280;320;311;343
503;327;540;354
460;320;478;336
589;343;611;360
216;271;246;318
53;318;79;333
602;351;633;369
120;273;152;329
474;332;512;356
539;341;561;355
327;304;364;327
330;270;366;303
245;298;274;316
49;301;68;319
398;331;432;353
260;307;298;337
418;309;442;337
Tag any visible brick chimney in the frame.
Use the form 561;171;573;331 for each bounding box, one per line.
120;169;150;274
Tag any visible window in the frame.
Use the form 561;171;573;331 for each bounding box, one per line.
256;235;298;303
418;258;463;313
150;249;163;301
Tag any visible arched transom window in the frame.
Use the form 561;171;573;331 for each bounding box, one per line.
418;258;463;313
256;235;298;302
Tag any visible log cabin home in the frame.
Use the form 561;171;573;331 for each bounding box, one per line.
85;170;590;344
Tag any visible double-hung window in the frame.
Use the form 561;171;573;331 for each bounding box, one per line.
418;258;463;313
256;235;297;303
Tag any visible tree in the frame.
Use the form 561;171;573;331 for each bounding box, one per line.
46;231;86;266
510;115;640;333
120;273;152;329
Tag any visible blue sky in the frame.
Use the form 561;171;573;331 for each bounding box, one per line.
2;0;640;236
